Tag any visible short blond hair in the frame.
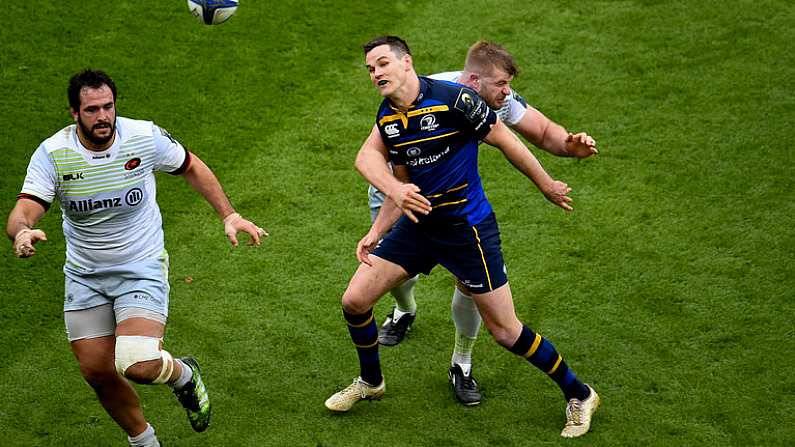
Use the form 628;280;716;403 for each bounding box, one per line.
464;41;519;77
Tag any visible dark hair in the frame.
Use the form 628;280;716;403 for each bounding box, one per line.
465;41;520;77
68;69;117;110
363;35;411;57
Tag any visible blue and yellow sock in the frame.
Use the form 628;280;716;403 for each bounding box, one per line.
344;308;382;386
509;325;590;401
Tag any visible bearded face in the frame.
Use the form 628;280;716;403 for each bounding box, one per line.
71;85;117;149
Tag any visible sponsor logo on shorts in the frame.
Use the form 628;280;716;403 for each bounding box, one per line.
407;147;422;157
462;280;483;289
133;293;154;301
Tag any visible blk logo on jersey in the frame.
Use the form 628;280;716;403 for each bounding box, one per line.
63;173;84;181
124;157;141;170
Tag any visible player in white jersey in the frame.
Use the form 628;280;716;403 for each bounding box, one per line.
5;70;266;447
370;41;598;406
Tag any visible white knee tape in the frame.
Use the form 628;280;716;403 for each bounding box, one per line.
154;350;174;384
115;336;174;384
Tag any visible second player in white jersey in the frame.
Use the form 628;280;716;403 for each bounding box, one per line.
368;70;528;211
429;71;527;125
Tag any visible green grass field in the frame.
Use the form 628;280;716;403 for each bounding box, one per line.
1;1;793;445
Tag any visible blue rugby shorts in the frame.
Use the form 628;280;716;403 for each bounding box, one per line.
373;212;508;294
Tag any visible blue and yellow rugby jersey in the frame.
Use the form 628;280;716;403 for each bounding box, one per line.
376;76;497;226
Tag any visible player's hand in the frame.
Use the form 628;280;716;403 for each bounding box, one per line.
565;132;598;158
13;228;47;258
388;183;431;223
356;229;381;266
542;180;574;211
223;212;268;247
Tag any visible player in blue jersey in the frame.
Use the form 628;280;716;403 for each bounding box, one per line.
6;69;267;447
372;41;599;406
325;37;599;438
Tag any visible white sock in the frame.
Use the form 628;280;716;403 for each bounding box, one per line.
451;287;481;369
128;423;159;447
392;306;413;322
169;359;193;389
390;275;419;315
456;362;473;376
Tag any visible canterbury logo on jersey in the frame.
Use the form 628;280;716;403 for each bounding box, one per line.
384;123;400;137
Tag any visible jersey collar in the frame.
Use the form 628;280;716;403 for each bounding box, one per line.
387;76;430;112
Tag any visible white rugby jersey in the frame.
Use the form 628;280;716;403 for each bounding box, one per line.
368;71;529;211
428;71;527;126
19;117;190;269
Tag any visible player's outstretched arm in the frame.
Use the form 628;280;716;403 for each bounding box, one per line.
355;125;430;222
180;153;267;247
484;119;573;211
6;199;48;258
512;106;598;159
357;198;403;265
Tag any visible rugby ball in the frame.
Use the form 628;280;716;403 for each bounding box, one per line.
187;0;239;25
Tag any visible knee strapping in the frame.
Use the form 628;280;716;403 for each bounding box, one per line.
115;335;174;384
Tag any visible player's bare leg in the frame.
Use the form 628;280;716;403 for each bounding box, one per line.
70;336;149;437
342;255;409;314
472;283;599;437
326;255;409;412
115;317;211;433
469;283;522;346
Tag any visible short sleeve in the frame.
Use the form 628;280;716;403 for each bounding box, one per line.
152;124;191;175
452;86;498;141
19;144;56;209
376;114;407;165
502;90;528;127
